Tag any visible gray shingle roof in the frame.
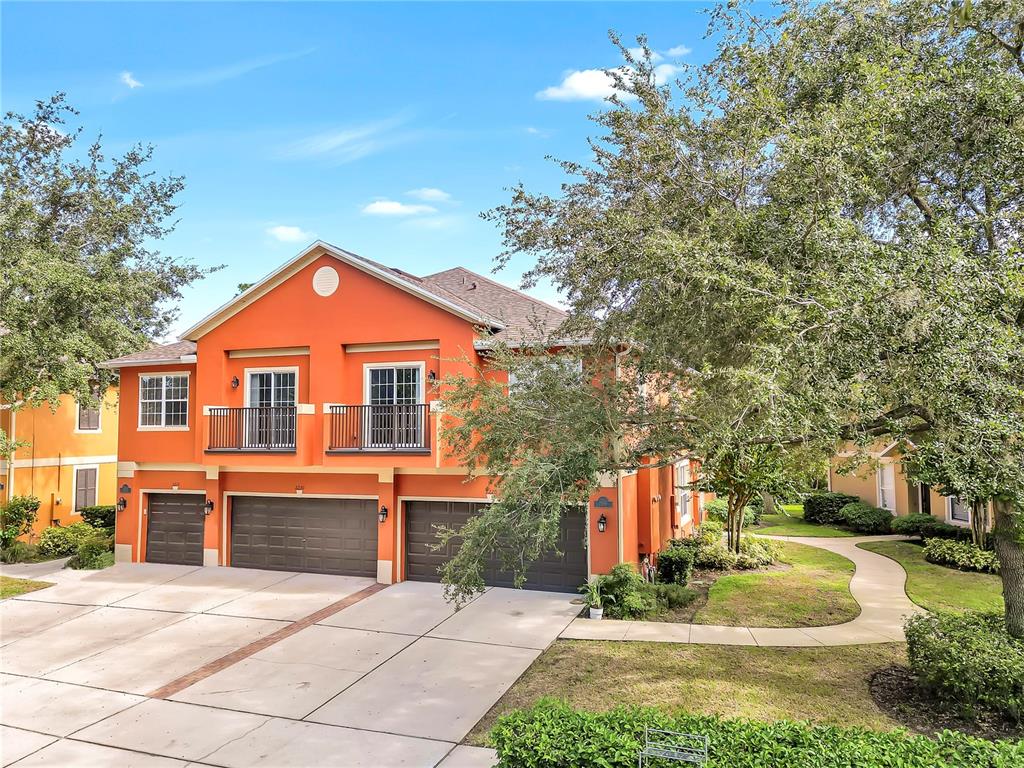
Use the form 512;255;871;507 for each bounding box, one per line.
100;340;197;368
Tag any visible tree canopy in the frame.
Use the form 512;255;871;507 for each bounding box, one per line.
0;94;213;412
441;0;1024;629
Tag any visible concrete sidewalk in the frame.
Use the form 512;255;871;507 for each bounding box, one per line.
561;535;922;647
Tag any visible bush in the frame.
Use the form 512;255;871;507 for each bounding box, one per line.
891;513;973;543
656;544;694;585
923;538;1000;574
703;498;753;527
37;522;99;557
0;495;40;549
490;699;1024;768
906;611;1024;723
735;536;782;569
0;541;39;564
598;564;656;619
78;505;115;531
691;531;781;571
804;492;858;525
838;502;893;534
652;582;698;611
68;534;114;570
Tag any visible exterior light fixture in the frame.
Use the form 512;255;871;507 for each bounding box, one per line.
231;376;240;389
204;499;215;515
428;369;437;383
379;505;389;523
116;497;128;512
597;514;607;533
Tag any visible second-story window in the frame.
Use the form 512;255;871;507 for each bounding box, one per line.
140;374;189;427
77;403;100;431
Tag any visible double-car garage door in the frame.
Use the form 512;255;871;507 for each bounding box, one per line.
405;501;588;592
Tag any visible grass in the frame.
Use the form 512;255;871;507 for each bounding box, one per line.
858;540;1004;613
0;575;53;599
755;503;854;538
692;539;859;627
468;640;906;745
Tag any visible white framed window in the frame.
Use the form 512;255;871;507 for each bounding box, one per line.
139;373;190;429
73;465;98;511
877;464;896;512
947;496;971;525
244;367;298;408
75;402;101;433
674;460;692;525
363;362;425;406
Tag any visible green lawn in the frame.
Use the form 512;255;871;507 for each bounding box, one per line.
693;539;859;627
755;504;854;538
0;576;53;599
858;540;1004;613
468;640;906;745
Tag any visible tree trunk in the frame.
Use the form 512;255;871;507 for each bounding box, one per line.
761;491;776;516
992;498;1024;639
726;492;746;554
970;499;990;550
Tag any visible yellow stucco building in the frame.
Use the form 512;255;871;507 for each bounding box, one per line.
1;388;118;536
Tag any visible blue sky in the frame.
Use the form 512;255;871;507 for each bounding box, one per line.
3;1;737;338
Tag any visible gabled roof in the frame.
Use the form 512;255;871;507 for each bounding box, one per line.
99;340;197;369
179;241;506;342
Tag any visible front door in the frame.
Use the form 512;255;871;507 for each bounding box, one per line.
367;366;422;448
247;370;296;448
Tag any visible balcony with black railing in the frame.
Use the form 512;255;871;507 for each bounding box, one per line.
327;403;430;453
207;406;297;452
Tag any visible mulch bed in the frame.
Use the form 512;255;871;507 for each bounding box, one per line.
869;665;1023;742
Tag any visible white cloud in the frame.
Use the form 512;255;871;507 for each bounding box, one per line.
266;225;313;242
627;47;664;63
283;116;413;164
120;71;143;89
536;68;635;102
361;200;437;216
653;63;685;85
406;187;451;202
667;45;692;57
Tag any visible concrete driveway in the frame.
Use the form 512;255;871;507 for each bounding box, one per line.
0;564;581;767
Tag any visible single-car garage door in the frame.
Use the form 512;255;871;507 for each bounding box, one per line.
231;496;377;577
405;501;587;592
146;493;205;566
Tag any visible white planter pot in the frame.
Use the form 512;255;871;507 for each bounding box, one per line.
589;606;603;620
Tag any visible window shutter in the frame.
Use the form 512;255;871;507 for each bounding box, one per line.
76;468;98;510
79;407;100;430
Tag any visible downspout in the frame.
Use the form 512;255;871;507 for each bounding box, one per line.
612;344;631;565
6;409;15;500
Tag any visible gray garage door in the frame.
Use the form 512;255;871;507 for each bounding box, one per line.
146;494;205;566
230;496;377;577
405;501;587;592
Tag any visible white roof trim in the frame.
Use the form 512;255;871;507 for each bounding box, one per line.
98;355;196;370
179;241;503;342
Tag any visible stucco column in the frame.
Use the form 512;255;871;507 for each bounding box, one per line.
376;473;397;584
203;470;222;566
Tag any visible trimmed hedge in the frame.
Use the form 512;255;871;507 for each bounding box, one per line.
79;505;115;530
891;513;973;543
490;699;1024;767
703;499;755;527
656;544;695;585
838;502;893;534
906;611;1023;723
923;538;1000;574
38;522;99;557
68;534;114;569
804;493;859;524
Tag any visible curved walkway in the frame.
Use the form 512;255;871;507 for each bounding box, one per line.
560;535;923;647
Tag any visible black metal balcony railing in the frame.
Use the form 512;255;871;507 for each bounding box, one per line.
208;406;297;451
328;404;430;452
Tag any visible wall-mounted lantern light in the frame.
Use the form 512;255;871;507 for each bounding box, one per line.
295;485;304;495
378;505;389;524
231;376;240;389
428;369;437;384
204;499;215;515
597;514;608;533
116;497;128;512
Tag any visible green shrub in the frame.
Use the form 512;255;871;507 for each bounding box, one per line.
490;699;1024;768
68;534;114;570
804;492;858;525
891;513;973;543
37;522;98;557
838;502;893;534
655;544;694;585
696;519;724;545
906;611;1024;723
652;582;697;611
598;564;656;619
0;495;40;549
78;505;115;531
923;538;1000;574
691;533;781;571
703;498;753;527
0;541;39;564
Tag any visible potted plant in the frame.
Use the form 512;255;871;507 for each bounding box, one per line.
579;580;612;620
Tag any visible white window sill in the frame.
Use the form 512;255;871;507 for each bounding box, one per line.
138;426;190;432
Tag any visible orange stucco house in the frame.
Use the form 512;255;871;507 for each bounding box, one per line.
100;242;699;590
1;387;119;534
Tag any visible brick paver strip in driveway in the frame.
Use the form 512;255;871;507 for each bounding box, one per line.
148;582;387;699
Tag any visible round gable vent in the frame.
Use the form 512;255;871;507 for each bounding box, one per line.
312;266;339;297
